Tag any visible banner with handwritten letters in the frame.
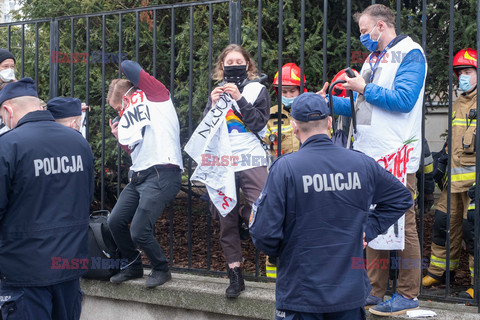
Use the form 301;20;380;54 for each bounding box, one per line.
368;142;414;250
184;94;237;217
118;90;151;147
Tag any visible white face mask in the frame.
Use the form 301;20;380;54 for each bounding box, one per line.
1;107;12;129
0;68;15;83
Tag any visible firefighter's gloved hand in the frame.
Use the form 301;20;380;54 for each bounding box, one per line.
424;193;434;212
433;153;448;190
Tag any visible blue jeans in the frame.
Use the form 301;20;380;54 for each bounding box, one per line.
0;278;82;320
108;166;181;271
275;307;366;320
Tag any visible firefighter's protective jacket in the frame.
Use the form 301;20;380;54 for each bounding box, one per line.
449;88;477;192
264;104;300;157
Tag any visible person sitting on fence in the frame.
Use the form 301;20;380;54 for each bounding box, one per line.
107;60;183;288
423;48;478;299
201;44;270;298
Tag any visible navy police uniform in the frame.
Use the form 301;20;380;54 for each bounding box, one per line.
0;78;94;319
249;93;412;319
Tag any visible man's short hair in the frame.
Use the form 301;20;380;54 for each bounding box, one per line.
295;118;328;134
107;79;135;107
353;4;396;28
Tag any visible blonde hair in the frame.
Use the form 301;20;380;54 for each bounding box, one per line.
212;44;259;81
107;79;136;107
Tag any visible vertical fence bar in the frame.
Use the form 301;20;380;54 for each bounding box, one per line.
396;0;401;34
117;13;123;198
276;0;283;158
391;0;402;294
419;0;427;296
169;7;176;266
49;20;59;99
229;0;241;44
322;0;327;84
20;24;24;78
207;3;213;271
445;0;454;297
101;14;106;210
299;0;305;92
70;18;75;97
474;22;480;314
85;17;90;142
257;0;262;73
346;0;351;68
254;0;264;278
34;23;39;88
7;25;11;51
136;11;140;62
187;5;194;270
153;9;157;79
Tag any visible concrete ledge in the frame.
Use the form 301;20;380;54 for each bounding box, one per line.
80;271;276;320
80;272;480;320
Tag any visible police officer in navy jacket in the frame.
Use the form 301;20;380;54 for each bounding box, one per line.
249;92;412;320
0;78;94;319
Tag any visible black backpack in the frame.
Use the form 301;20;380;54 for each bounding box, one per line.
83;210;121;280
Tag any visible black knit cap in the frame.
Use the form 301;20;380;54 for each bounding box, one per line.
0;49;15;64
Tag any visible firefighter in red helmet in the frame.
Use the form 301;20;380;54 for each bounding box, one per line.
423;48;477;299
265;63;307;160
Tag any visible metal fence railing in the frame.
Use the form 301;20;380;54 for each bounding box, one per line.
0;0;479;311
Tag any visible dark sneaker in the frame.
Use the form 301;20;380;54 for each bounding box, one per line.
110;266;143;284
365;294;383;309
145;270;172;288
369;292;419;316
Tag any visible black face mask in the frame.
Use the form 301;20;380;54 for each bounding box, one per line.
223;65;248;85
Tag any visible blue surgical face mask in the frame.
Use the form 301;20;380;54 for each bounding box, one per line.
360;25;382;52
282;96;295;107
459;74;473;92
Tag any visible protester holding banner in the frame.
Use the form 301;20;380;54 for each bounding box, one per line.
107;60;183;288
318;4;426;316
185;44;270;298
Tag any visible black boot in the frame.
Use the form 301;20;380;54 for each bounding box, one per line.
110;252;143;284
226;267;245;298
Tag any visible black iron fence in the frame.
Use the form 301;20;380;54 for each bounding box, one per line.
1;0;479;310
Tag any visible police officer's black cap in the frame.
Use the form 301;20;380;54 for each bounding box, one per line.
291;92;330;122
47;97;82;119
0;77;38;106
0;49;15;64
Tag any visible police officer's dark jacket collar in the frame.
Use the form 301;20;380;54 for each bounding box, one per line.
299;133;332;149
16;110;55;128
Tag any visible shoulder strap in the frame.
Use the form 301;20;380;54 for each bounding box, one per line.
232;107;269;152
90;222;113;258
